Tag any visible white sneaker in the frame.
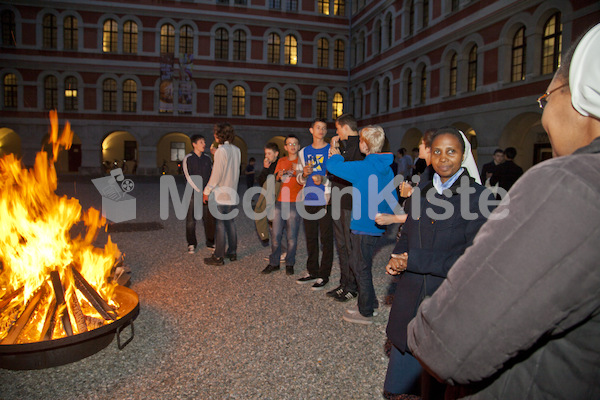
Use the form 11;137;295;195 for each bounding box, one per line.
187;245;195;254
280;252;287;261
345;305;378;317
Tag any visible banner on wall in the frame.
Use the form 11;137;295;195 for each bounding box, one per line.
159;53;174;113
178;53;193;113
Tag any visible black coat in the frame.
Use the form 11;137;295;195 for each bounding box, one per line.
386;171;495;352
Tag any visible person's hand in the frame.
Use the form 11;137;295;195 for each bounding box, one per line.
375;213;408;225
386;253;408;275
312;175;323;185
263;158;271;169
203;193;209;204
329;146;341;156
303;164;313;178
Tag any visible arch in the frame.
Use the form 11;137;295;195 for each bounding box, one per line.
156;132;192;175
400;128;422;151
264;135;287;157
41;131;82;173
0;127;21;158
0;5;21;47
498;112;546;170
440;43;460;96
101;130;139;173
451;121;478;163
35;8;60;50
498;14;532;83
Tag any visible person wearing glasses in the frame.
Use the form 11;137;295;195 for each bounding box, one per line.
407;23;600;399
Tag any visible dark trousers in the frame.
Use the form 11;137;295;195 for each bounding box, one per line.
332;208;357;292
214;204;237;258
350;232;379;316
186;194;215;247
303;204;333;279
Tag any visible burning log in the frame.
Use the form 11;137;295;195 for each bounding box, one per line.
50;270;73;337
70;265;117;321
0;287;24;312
69;292;88;334
40;297;58;341
0;285;47;345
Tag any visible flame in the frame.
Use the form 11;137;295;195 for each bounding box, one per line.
0;111;121;343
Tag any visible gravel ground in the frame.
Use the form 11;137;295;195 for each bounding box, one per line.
0;175;400;400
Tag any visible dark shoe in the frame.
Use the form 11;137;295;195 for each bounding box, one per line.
206;242;215;249
261;264;280;274
227;253;237;261
334;290;358;302
311;278;329;291
296;274;318;285
260;239;270;247
285;265;294;275
204;255;224;265
326;285;343;298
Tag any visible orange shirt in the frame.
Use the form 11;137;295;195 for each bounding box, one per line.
275;156;302;202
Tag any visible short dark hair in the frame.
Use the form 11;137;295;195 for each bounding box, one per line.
285;134;299;144
398;148;407;156
311;118;327;128
504;147;517;159
190;134;205;145
249;157;255;162
214;123;235;143
493;148;504;155
431;127;465;153
264;142;280;153
421;128;436;148
335;113;358;132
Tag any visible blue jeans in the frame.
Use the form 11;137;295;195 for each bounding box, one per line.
214;204;237;258
384;345;422;395
269;201;302;267
350;232;379;316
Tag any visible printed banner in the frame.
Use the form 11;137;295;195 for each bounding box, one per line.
159;53;174;112
178;53;193;113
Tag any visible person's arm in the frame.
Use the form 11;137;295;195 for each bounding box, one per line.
407;164;600;385
296;148;307;186
203;148;224;196
182;154;202;192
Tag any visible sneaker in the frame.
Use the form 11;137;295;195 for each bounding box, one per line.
203;255;224;266
334;290;358;302
326;285;344;298
342;312;373;325
280;252;287;262
227;253;237;262
187;245;195;254
296;274;318;285
261;264;280;274
285;265;294;275
345;305;378;317
311;278;329;291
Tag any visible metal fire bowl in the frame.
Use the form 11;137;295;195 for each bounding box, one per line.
0;285;139;370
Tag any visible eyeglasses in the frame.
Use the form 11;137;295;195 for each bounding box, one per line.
285;143;298;147
537;83;568;109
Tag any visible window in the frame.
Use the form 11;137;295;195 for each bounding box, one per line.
422;0;429;28
64;76;78;111
355;89;362;117
541;13;562;75
284;89;296;119
334;39;344;69
317;38;329;68
233;30;246;61
318;0;330;15
511;27;526;82
449;53;457;96
420;67;427;103
267;87;279;118
268;33;281;63
269;0;281;9
1;10;16;46
352;38;357;66
234;0;247;5
160;24;175;54
63;16;78;50
386;14;393;48
374;81;380;113
171;142;185;162
467;45;477;92
383;78;390;111
358;32;365;63
408;1;415;36
103;19;118;53
123;21;138;54
214;84;227;115
406;71;412;107
123;79;136;112
232;85;245;116
103;78;117;112
316;91;328;120
284;35;297;65
451;0;459;12
43;14;57;49
44;76;58;110
3;73;17;107
180;25;194;55
124;141;136;161
287;0;298;12
374;20;382;54
215;28;228;60
334;0;345;16
332;92;343;119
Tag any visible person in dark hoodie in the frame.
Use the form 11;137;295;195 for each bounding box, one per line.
327;125;399;325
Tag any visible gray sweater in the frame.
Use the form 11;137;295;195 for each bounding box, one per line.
407;137;600;399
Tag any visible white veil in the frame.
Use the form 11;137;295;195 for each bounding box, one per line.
459;130;482;185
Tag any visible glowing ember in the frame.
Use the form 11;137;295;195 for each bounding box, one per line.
0;111;122;344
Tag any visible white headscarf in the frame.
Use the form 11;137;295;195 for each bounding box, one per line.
570;23;600;119
459;130;482;185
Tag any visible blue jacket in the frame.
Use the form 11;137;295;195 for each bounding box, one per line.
327;153;398;235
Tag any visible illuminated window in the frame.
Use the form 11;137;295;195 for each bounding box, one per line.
467;45;477;92
160;24;175;54
233;30;246;61
232;85;245;116
43;14;57;49
334;0;345;16
334;39;345;69
316;91;328;120
284;89;296;119
3;73;17;107
284;35;297;65
64;76;78;111
63;16;78;50
214;84;227;116
332;92;343;120
171;142;185;162
317;38;329;68
267;88;279;118
420;66;427;103
449;53;457;96
511;27;526;82
318;0;329;15
123;21;138;54
123;79;137;112
268;33;281;63
541;13;562;75
103;19;118;53
180;25;194;55
103;78;117;112
1;10;16;46
44;76;58;110
215;28;228;60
